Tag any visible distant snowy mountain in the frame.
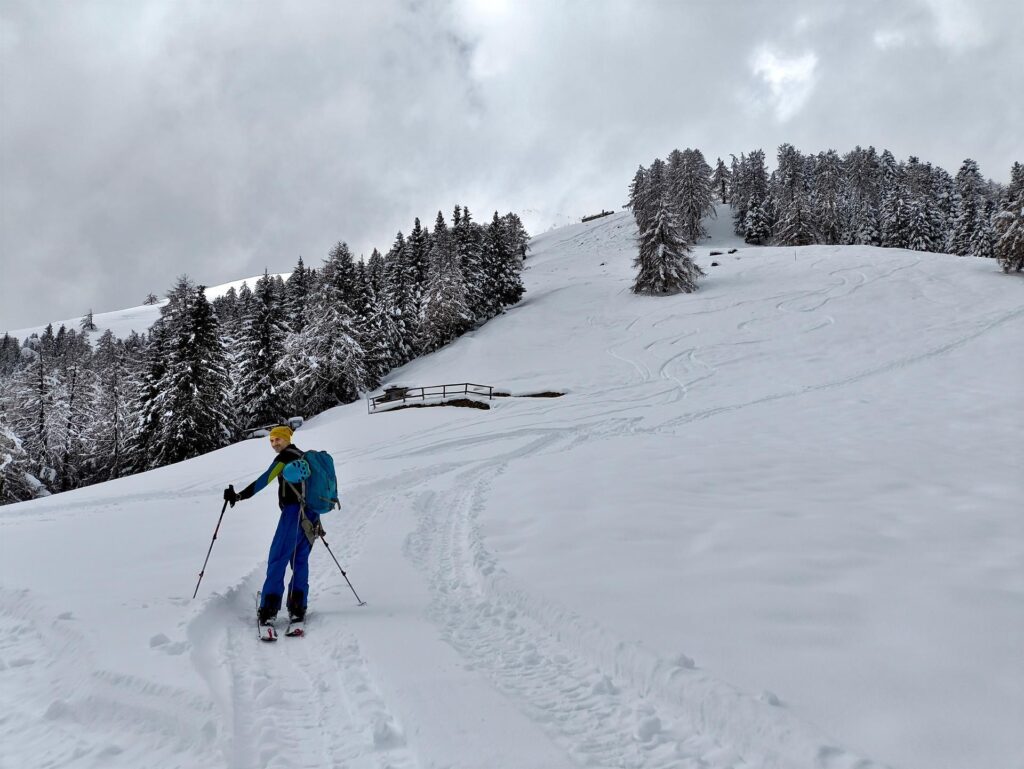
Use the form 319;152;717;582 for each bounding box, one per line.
2;207;1021;769
4;272;291;342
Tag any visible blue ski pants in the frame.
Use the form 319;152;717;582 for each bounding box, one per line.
260;503;318;610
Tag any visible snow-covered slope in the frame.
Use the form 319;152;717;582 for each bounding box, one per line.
2;208;1021;769
3;273;290;342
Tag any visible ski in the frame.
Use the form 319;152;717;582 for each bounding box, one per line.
285;619;305;637
258;620;278;642
256;590;278;642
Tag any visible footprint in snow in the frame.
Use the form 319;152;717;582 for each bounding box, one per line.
759;690;783;706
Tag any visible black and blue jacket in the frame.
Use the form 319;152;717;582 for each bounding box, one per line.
238;444;305;508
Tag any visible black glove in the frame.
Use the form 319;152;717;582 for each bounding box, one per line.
223;485;238;507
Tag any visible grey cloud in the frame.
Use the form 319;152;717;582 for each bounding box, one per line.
2;0;1021;330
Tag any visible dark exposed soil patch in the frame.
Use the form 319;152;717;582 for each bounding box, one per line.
382;398;490;412
492;391;564;398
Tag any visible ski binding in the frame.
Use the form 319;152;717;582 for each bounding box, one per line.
258;621;278;642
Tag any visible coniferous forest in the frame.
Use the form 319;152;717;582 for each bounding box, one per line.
629;145;1023;295
0;206;528;504
3;144;1023;505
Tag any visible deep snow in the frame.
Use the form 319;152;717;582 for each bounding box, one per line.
1;208;1022;769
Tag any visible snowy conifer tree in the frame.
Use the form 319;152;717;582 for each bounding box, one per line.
376;233;415;365
950;159;984;255
905;197;938;252
5;336;60;490
880;181;911;249
351;259;374;321
712;157;731;202
995;161;1024;273
744;199;773;245
278;280;368;414
773;144;818;246
731;153;749;235
87;330;131;482
236;282;254;324
668;148;715;243
812;150;843;245
852;197;880;246
360;295;403;385
501;212;530;264
454;206;487;322
407;217;431;321
323;242;361;309
421;214;474;351
366;248;385;299
628;166;652;232
0;412;44;503
151;278;235;466
52;330;96;491
930;165;956;235
970;200;997;260
632;159;704;295
0;334;21;377
284;256;313;333
234;271;288;430
124;323;167;474
212;287;241;338
732;150;769;239
842;146;882;244
489;211;525;308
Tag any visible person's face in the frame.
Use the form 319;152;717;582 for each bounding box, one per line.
269;436;288;453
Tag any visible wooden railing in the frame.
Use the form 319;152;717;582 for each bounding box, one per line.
367;383;493;413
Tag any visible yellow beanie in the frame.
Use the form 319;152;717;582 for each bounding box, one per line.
269;425;293;442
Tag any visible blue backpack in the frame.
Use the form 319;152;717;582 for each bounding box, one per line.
283;450;340;514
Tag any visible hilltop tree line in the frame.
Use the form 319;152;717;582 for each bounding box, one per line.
628;146;1024;295
0;206;528;504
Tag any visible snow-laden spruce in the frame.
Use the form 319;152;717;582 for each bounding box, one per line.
995;161;1024;273
720;142;1013;258
0;203;528;503
628;157;705;295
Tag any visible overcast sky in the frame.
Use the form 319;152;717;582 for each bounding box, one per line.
1;0;1021;331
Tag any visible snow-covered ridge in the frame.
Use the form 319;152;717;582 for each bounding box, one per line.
4;273;290;342
2;208;1021;769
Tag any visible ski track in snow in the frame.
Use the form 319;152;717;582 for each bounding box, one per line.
0;586;220;769
186;475;424;769
6;209;1020;769
189;585;418;769
399;432;888;769
333;228;1013;767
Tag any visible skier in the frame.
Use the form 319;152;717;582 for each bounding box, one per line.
223;425;319;632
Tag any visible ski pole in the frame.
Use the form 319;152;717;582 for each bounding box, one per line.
193;492;231;599
320;534;367;606
284;478;365;606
